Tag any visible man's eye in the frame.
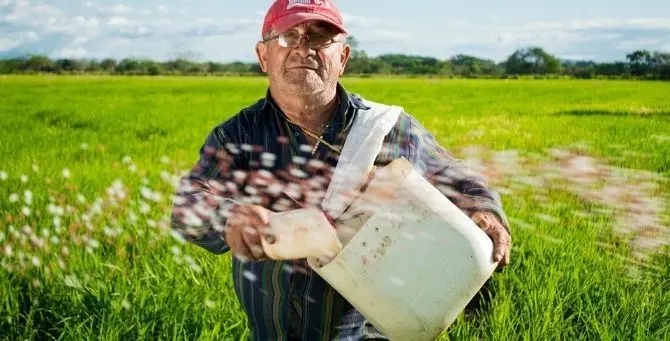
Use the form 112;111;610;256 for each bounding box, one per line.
283;32;301;40
309;33;331;42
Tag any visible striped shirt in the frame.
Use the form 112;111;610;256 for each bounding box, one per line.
171;83;510;340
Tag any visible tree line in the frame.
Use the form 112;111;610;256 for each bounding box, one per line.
1;38;668;80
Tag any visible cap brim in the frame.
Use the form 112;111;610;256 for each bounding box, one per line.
269;12;347;36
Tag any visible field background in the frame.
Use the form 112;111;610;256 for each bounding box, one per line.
0;75;669;340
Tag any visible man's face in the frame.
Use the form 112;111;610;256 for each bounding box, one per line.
256;21;351;95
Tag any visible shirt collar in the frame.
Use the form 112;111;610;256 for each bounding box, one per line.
262;82;370;112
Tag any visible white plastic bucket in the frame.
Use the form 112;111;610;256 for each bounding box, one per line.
307;158;498;340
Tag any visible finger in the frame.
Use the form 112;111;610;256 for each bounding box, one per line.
502;240;512;266
242;227;265;260
250;206;276;243
493;230;512;264
471;212;493;232
250;206;270;225
228;226;253;261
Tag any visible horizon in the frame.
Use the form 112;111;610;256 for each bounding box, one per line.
1;0;669;63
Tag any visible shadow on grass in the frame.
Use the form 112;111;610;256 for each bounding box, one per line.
33;110;100;131
555;109;670;117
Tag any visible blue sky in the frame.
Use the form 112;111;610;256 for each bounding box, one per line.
1;0;669;62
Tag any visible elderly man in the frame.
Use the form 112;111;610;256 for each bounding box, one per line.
171;0;511;340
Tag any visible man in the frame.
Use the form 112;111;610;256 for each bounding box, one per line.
171;0;512;340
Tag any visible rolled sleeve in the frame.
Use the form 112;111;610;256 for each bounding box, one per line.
406;115;511;234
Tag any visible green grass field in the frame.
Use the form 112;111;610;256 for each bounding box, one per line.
1;75;669;340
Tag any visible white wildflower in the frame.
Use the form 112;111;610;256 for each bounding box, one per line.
53;217;61;227
87;238;100;249
32;164;39;172
122;155;132;164
121;299;131;310
80;143;89;150
9;193;19;203
204;299;216;309
160;156;170;164
0;171;7;180
48;204;65;216
77;194;86;203
20;175;28;183
128;164;137;173
24;190;33;205
62;169;71;178
4;245;12;257
103;226;115;237
170;246;181;256
21;225;32;235
31;256;41;267
139;200;150;214
21;206;31;216
170;230;186;244
50;236;60;245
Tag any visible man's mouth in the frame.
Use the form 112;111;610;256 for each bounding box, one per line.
288;65;318;70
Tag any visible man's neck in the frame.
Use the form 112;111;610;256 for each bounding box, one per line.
270;85;339;133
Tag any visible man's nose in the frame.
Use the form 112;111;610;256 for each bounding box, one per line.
295;35;316;57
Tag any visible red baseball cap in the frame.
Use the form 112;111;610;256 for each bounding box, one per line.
261;0;347;37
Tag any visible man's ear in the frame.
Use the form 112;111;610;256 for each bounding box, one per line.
256;42;268;73
339;42;351;76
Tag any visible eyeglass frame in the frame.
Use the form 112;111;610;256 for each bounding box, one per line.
261;31;348;50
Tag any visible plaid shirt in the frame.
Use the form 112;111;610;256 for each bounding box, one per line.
171;83;509;341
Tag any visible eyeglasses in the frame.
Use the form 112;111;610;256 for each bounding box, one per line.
262;31;346;49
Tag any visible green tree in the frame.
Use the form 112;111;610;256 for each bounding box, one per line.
100;58;117;73
626;50;652;77
450;54;502;77
504;47;561;75
22;55;56;73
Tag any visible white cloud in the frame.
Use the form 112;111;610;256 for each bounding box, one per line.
0;38;21;51
3;1;63;21
511;18;670;32
340;12;386;28
106;16;130;26
72;16;99;28
85;2;132;15
53;46;88;58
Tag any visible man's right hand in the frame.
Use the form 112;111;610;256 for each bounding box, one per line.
224;204;276;261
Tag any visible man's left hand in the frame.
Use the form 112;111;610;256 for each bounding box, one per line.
471;211;511;269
